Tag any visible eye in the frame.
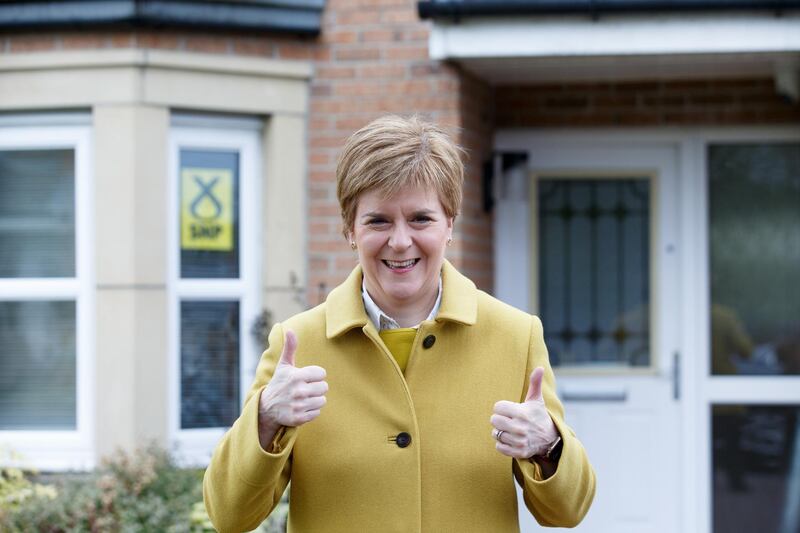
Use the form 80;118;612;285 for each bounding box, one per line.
366;217;389;227
412;215;433;224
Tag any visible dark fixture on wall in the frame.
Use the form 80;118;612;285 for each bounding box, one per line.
483;151;528;213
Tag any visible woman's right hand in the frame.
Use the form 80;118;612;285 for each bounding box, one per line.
257;329;328;448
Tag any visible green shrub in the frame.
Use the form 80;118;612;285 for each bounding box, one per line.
0;447;57;518
0;444;287;533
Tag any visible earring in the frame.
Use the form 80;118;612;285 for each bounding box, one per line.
350;241;357;250
446;237;453;247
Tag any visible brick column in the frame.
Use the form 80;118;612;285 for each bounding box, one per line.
307;0;495;304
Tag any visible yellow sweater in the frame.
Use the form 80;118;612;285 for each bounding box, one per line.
378;328;417;373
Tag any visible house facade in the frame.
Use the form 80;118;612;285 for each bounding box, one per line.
1;1;798;531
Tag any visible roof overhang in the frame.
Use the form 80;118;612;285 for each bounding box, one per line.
426;11;800;99
418;1;800;19
0;0;325;35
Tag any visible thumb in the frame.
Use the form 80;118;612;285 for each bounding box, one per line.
524;367;545;402
278;329;298;366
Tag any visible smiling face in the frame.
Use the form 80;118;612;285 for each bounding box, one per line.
351;185;453;323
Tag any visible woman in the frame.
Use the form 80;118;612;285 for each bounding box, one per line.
204;115;596;532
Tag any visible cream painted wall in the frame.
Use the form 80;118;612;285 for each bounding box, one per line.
263;113;308;324
93;105;170;457
0;49;311;467
0;49;311;113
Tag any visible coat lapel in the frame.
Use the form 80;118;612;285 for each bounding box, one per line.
436;260;478;326
325;264;369;339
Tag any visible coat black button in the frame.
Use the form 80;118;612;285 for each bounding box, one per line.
395;432;412;448
422;335;436;349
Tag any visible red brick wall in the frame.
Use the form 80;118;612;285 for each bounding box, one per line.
2;29;324;59
496;79;800;127
456;70;494;291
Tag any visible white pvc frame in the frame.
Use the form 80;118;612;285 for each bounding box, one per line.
430;12;800;59
0;123;95;470
496;126;800;533
687;128;800;533
168;120;261;466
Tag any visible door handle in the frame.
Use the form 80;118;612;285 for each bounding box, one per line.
560;389;627;402
673;351;680;401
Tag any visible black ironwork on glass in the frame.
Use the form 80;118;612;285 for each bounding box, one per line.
538;179;650;367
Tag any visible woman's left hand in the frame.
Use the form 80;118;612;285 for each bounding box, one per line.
490;367;560;460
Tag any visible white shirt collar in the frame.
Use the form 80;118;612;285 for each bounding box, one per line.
362;275;442;331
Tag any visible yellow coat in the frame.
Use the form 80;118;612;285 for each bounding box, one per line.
204;261;595;532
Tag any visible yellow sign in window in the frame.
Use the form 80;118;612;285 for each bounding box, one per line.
181;168;234;251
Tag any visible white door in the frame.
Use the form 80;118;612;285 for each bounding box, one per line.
494;136;684;533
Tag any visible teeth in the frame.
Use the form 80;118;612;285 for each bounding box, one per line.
385;259;416;268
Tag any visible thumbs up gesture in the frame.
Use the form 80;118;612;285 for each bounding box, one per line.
258;330;328;439
490;367;560;460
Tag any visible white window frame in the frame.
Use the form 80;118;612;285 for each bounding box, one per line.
0;121;95;471
168;118;261;465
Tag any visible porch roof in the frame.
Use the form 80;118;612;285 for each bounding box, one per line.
418;0;800;19
420;2;800;99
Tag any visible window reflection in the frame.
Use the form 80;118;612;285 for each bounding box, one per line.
0;149;75;278
0;301;76;429
180;300;240;429
708;144;800;376
713;404;800;533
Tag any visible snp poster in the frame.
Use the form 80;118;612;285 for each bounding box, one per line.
181;168;234;251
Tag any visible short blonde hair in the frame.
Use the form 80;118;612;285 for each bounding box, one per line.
336;115;465;237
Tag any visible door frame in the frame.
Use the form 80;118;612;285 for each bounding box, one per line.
682;127;800;533
495;126;800;533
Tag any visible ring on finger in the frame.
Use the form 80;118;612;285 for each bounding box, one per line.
494;429;506;444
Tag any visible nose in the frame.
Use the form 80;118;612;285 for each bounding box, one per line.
388;221;412;251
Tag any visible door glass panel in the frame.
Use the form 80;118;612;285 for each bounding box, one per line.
708;144;800;376
179;149;239;279
0;301;76;429
538;178;651;367
0;149;75;278
712;404;800;533
180;300;240;429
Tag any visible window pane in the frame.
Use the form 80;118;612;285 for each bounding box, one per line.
712;404;800;533
709;144;800;376
180;300;240;429
180;150;239;278
538;178;650;367
0;301;76;429
0;149;75;278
